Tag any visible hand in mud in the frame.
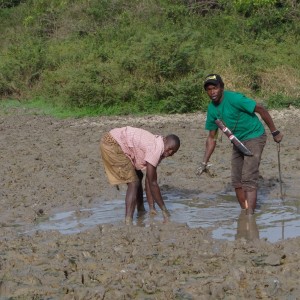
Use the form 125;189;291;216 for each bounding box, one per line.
196;162;212;176
149;208;158;216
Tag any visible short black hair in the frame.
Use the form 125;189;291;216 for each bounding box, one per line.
166;134;180;149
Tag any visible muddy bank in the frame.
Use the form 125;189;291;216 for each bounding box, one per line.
0;224;299;299
0;107;299;299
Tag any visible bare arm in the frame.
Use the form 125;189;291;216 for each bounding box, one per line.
145;162;167;211
254;103;276;131
144;176;157;214
255;104;283;143
202;129;218;164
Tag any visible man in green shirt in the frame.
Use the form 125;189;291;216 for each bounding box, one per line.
200;74;283;214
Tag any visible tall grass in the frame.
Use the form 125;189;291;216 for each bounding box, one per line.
0;0;299;116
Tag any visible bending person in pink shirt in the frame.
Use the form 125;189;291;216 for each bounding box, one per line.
100;126;180;225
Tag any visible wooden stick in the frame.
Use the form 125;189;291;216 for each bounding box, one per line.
277;143;284;200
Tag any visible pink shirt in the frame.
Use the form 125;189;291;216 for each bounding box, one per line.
110;126;164;170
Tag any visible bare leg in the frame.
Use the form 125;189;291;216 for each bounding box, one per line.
135;170;146;214
235;187;247;209
125;180;140;225
245;189;257;215
236;210;259;241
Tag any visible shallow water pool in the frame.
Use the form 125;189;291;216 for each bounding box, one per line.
33;189;300;243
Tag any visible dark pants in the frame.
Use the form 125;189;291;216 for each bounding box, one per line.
231;133;267;191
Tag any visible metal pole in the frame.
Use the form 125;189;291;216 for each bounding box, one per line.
277;143;283;199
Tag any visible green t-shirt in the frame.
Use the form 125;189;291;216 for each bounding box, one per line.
205;90;265;141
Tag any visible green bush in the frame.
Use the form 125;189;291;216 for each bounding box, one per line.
159;76;208;113
266;93;300;109
0;74;15;96
0;0;299;116
140;32;196;80
41;65;120;108
232;0;277;15
0;0;22;9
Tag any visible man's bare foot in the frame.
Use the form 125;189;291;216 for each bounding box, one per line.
137;210;147;217
125;216;133;225
137;205;146;216
149;208;158;216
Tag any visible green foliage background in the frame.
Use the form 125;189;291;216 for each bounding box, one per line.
0;0;299;116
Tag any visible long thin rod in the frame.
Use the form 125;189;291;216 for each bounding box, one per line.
277;143;283;199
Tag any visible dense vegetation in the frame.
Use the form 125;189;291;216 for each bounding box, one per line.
0;0;299;116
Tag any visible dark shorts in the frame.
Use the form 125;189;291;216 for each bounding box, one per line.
231;133;267;191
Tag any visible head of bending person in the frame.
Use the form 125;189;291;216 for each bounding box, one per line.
162;134;180;158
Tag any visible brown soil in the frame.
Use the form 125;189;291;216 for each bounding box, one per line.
0;106;299;299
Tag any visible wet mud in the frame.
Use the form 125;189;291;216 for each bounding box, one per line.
0;107;299;299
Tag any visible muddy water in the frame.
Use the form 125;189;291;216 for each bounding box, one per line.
29;190;299;243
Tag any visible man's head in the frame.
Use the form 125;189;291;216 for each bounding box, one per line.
162;134;180;158
203;74;224;104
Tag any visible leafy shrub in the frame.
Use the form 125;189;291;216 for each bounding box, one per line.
141;32;196;80
0;0;299;116
41;64;120;108
0;74;15;97
0;0;22;9
159;75;208;113
232;0;277;15
266;93;300;109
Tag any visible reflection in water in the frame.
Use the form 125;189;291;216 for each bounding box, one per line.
235;210;259;241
